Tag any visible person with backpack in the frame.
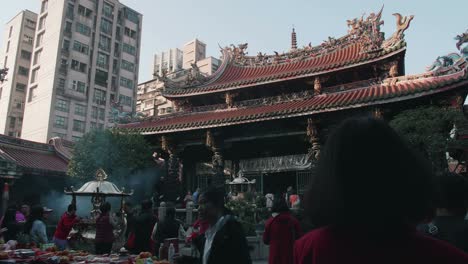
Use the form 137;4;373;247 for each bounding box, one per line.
420;172;468;252
264;198;302;264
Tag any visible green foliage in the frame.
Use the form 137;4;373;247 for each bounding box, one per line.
389;106;465;174
226;199;258;236
67;129;153;181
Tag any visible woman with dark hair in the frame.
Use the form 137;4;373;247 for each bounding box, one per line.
95;202;116;254
263;198;302;264
180;187;251;264
1;205;20;242
25;206;48;245
294;117;468;264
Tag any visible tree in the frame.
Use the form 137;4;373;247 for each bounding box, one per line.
389;106;465;174
67;129;154;181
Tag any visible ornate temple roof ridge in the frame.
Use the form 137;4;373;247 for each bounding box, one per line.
162;8;415;97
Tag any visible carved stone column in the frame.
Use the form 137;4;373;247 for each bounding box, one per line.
161;136;182;202
206;130;225;188
372;107;383;119
306;118;321;161
314;77;322;95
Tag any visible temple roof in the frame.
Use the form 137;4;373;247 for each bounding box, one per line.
162;9;413;98
119;66;468;135
0;135;71;175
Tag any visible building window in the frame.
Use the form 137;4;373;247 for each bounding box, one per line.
97;52;109;69
124;8;139;24
78;5;92;18
91;106;98;119
9;117;16;128
55;99;69;112
25;19;36;29
120;77;134;89
71;60;87;73
73;41;89;55
54;116;68;129
23;34;34;45
16;83;26;92
121;60;135;72
20;50;31;60
41;0;48;13
76;23;91;36
93;89;106;105
75;104;86;116
124;27;137;39
8;26;13;38
16;101;23;109
30;67;39;83
73;119;85;132
3;56;7;68
100;18;113;35
95;69;108;86
64;21;72;35
18;66;29;76
72;80;86;93
102;2;114;18
6;41;10;53
38;15;47;31
119;94;132;107
63;39;70;51
33;50;41;65
36;33;44;47
99;34;111;52
28;86;37;102
98;108;105;120
98;123;104;130
123;43;136;55
66;3;74;20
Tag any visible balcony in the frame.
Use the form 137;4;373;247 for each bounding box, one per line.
59;66;68;76
61;48;70;57
64;30;72;38
63;88;87;101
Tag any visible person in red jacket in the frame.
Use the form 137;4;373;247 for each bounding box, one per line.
294;117;468;264
53;204;79;250
263;198;302;264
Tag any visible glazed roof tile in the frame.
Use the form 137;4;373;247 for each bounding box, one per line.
120;68;468;135
0;135;69;175
163;42;406;98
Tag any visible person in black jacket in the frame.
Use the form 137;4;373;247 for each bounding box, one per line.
178;187;251;264
420;172;468;252
132;200;155;254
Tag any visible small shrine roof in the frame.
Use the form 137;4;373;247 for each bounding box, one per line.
162;9;412;98
0;135;70;175
119;66;468;135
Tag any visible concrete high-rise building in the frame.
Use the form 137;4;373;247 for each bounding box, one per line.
21;0;142;143
153;48;183;77
182;39;206;69
0;10;38;138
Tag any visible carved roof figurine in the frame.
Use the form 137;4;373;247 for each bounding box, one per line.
291;27;298;50
455;30;468;59
382;13;414;49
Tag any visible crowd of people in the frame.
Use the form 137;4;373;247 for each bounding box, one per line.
1;117;468;264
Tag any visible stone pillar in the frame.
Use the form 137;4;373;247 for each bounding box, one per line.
313;77;322;95
306;118;321;161
373;107;383;119
206;130;225;188
186;201;194;225
161;136;182;203
158;202;167;222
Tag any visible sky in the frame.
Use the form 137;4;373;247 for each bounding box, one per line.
1;0;467;83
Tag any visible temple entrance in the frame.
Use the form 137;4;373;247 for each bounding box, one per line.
262;171;297;195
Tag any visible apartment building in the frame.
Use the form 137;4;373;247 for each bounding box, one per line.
0;10;38;137
21;0;142;143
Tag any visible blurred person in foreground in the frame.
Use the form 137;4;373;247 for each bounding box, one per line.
177;187;251;264
294;117;468;264
263;198;302;264
419;172;468;252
